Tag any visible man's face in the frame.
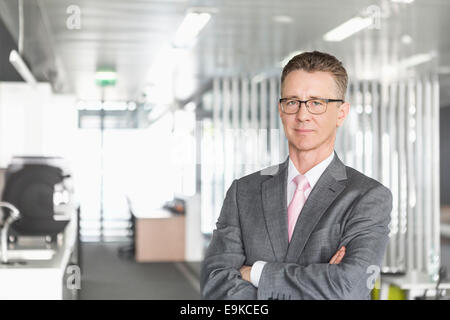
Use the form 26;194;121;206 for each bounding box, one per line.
279;69;349;154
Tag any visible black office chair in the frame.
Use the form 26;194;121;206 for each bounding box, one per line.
117;196;135;259
1;163;70;241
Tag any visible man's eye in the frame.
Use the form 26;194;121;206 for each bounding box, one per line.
286;100;297;106
311;100;324;106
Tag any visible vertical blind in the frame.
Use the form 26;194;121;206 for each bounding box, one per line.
200;74;440;278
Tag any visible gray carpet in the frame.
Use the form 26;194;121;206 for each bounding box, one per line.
441;237;450;274
77;239;450;300
79;242;201;300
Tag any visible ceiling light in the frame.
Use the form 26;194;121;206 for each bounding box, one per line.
397;52;436;68
438;66;450;75
172;12;211;48
76;100;85;110
323;16;373;42
184;102;196;112
401;34;413;44
391;0;414;3
103;101;128;110
147;45;184;83
144;45;188;104
252;72;267;83
381;52;437;77
76;100;102;110
128;101;137;110
9;50;37;85
273;15;293;24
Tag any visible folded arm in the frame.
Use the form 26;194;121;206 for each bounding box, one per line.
200;180;257;300
256;184;392;300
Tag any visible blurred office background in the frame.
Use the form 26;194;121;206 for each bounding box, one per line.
0;0;450;299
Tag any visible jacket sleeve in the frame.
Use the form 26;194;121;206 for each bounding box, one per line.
200;179;257;300
257;184;392;300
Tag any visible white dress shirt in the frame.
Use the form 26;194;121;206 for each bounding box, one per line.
249;150;335;287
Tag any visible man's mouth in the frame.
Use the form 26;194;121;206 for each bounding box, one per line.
294;128;314;133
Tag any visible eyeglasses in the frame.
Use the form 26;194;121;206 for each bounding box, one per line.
279;98;344;115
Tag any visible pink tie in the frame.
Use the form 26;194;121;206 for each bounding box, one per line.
287;174;310;242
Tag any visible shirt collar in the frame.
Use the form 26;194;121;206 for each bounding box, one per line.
288;150;335;190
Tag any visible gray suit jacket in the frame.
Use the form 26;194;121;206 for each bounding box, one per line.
200;151;392;300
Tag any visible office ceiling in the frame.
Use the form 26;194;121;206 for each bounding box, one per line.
0;0;449;106
0;13;22;81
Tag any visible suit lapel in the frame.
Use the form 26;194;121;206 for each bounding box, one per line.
261;157;289;262
285;151;348;263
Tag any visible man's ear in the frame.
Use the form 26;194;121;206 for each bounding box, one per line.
337;101;350;127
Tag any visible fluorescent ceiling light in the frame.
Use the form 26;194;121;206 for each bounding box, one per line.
184;102;196;112
438;66;450;75
145;45;188;104
391;0;414;3
323;16;373;42
9;50;36;85
147;45;182;82
252;72;267;83
103;101;128;110
128;101;137;110
401;34;413;44
273;15;293;24
173;12;211;48
396;52;436;68
77;100;130;110
381;52;436;77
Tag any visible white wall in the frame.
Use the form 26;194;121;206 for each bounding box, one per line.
0;82;77;167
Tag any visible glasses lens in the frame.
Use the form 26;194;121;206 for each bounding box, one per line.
307;99;327;114
282;99;299;113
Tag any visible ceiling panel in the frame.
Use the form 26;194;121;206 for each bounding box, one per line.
0;0;449;105
0;11;21;81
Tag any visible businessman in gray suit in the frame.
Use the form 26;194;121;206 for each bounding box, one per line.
200;51;392;300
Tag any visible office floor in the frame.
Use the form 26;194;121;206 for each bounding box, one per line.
77;238;450;300
441;237;450;274
78;242;201;300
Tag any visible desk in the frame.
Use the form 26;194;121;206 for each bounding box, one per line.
134;208;185;262
0;207;78;299
380;271;450;299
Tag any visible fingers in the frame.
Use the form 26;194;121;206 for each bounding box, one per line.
329;249;340;264
239;265;251;282
329;247;343;264
329;246;346;264
335;246;346;264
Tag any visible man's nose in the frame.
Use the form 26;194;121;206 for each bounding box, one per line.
295;102;311;121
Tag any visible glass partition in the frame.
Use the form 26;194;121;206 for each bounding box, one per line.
200;73;440;278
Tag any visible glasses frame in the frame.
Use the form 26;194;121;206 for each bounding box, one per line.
279;97;344;115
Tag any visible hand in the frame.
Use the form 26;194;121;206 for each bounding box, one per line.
329;246;346;264
239;247;345;283
239;265;252;282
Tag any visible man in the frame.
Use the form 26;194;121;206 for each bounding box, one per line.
200;51;392;300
